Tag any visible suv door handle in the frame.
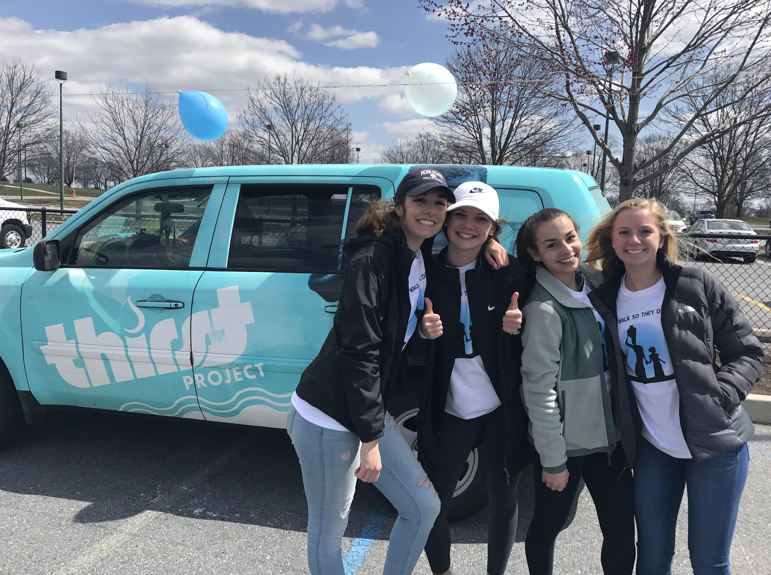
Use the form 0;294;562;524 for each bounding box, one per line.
324;305;338;314
136;300;185;309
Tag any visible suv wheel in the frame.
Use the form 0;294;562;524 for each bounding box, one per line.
743;253;757;263
0;223;26;249
387;397;488;522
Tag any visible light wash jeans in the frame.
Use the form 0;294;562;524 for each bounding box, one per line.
287;404;440;575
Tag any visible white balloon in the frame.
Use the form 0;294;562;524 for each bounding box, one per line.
404;63;458;117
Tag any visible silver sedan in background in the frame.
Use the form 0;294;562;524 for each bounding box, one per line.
686;218;760;263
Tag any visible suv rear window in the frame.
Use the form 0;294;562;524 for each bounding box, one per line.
227;184;379;272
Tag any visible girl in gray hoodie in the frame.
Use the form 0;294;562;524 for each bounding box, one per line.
515;208;634;575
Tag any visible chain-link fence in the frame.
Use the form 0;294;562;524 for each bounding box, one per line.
0;206;79;249
678;231;771;352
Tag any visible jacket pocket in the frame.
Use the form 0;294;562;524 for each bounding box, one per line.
561;377;609;451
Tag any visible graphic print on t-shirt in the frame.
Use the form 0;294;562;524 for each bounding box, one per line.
457;267;476;358
618;311;674;384
405;251;426;345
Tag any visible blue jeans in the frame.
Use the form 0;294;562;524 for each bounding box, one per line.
634;437;750;575
287;405;441;575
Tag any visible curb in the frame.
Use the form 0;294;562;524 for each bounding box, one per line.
744;394;771;425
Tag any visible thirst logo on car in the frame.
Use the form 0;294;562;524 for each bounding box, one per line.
40;286;256;388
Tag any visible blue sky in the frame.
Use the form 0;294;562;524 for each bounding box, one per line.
1;0;458;162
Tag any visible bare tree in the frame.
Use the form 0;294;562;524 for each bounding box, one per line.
433;36;576;166
184;128;259;168
26;128;88;186
420;0;771;201
632;134;685;208
677;76;771;217
80;85;187;182
379;132;450;164
240;73;352;165
0;58;53;180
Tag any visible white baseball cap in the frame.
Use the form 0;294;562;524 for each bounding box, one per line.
447;181;499;220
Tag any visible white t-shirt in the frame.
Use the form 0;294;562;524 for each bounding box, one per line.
404;249;427;349
617;276;691;459
293;249;427;431
566;278;612;393
445;261;502;420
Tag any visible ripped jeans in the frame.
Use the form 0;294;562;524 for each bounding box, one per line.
287;405;440;575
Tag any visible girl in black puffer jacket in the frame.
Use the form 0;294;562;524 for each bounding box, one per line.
586;198;763;575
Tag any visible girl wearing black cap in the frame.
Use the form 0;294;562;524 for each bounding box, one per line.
289;167;508;575
417;181;530;575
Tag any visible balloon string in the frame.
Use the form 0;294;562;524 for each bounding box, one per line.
54;81;476;98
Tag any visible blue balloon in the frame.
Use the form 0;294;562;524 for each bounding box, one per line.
178;91;228;141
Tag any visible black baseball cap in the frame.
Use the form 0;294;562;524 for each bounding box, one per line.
394;166;455;203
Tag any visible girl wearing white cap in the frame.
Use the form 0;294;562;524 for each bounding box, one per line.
417;181;531;575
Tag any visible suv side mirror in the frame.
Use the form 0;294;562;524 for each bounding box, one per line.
33;240;61;271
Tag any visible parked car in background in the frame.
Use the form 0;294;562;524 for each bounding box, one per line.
0;198;33;249
686;218;760;263
690;209;715;225
665;209;687;233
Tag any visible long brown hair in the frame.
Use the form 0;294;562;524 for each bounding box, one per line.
585;198;678;276
354;198;405;237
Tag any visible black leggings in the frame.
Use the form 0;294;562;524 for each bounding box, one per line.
525;447;635;575
423;408;520;575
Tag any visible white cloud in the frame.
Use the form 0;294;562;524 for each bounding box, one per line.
131;0;362;14
378;93;415;116
290;22;380;49
381;119;435;138
0;16;406;123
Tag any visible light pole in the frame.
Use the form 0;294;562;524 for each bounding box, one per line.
592;123;601;177
356;147;361;164
55;70;67;209
600;51;621;192
585;150;592;175
266;123;273;165
17;124;23;201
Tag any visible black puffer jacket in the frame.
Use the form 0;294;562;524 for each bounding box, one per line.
590;254;763;465
295;229;419;442
417;250;532;480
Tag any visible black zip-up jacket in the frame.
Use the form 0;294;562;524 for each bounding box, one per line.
295;230;419;442
590;254;763;465
417;249;532;480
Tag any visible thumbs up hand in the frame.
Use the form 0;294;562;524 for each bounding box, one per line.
502;292;522;334
420;297;443;339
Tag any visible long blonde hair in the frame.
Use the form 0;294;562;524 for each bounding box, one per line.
585;198;678;276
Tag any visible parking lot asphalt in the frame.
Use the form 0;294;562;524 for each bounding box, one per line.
1;410;769;575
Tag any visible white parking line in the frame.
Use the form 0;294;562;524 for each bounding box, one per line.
56;431;257;575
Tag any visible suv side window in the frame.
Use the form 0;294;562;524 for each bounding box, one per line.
227;184;379;272
70;187;212;269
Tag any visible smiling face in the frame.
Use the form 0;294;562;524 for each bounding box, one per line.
395;188;449;251
528;215;582;286
446;206;494;256
611;208;663;271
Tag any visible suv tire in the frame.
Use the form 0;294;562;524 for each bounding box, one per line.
0;223;26;249
0;362;26;445
743;253;757;263
386;395;488;522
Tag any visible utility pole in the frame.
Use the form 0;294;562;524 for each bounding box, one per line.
600;51;620;192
